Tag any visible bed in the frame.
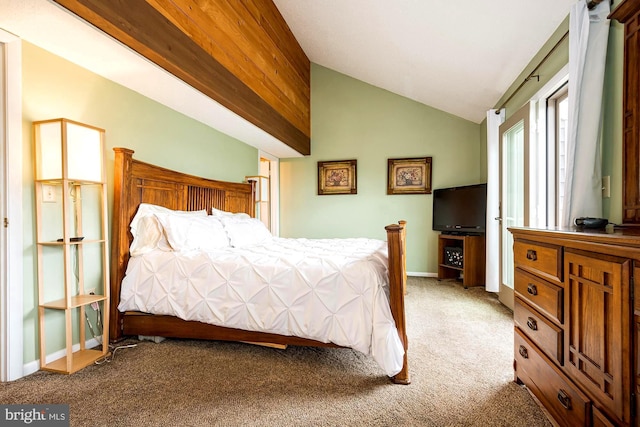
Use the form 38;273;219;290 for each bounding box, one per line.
109;147;410;384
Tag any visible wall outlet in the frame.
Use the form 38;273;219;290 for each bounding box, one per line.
86;288;95;295
42;184;56;203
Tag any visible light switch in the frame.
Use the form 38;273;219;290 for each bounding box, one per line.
602;176;610;198
42;184;56;202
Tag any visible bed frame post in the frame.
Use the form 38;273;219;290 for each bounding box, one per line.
386;221;410;384
109;147;135;342
399;219;407;295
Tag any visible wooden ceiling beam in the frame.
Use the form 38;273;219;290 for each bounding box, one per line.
53;0;311;155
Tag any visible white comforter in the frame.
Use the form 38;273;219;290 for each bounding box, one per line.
118;237;405;376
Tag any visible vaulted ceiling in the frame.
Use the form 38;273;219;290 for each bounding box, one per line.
273;0;576;124
1;0;576;157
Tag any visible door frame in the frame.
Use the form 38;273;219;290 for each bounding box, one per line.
0;30;23;381
258;150;280;237
498;104;530;310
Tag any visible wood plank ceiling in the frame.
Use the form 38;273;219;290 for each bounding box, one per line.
53;0;311;155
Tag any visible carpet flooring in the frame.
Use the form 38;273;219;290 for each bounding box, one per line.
0;277;552;426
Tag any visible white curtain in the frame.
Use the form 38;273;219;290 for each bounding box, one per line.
485;109;504;293
561;0;610;226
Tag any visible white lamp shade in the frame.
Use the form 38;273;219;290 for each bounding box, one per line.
67;122;102;182
34;119;104;182
35;121;63;180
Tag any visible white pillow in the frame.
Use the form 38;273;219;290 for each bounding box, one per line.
155;213;229;251
131;203;207;233
219;215;272;248
129;204;207;256
129;215;172;256
211;207;250;219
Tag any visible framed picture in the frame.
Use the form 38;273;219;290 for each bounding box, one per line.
318;159;357;195
387;157;432;195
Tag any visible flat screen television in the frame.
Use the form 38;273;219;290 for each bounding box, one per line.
432;183;487;235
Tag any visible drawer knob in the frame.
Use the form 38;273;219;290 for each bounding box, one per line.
526;249;538;261
557;389;572;410
526;317;538;331
518;345;528;359
527;283;538;296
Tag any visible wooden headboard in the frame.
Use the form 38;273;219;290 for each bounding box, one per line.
109;147;255;340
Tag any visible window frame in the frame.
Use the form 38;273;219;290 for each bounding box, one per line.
529;66;569;229
547;86;569;226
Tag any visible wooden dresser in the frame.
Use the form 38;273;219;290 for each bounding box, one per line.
509;227;639;427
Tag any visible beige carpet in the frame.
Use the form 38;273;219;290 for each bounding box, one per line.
1;277;552;427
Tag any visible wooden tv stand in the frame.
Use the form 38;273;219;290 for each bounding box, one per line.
437;234;486;288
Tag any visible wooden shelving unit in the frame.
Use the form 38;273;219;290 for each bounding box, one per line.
34;118;110;374
437;234;486;288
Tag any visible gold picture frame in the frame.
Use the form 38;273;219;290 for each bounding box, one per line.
387;157;432;195
318;159;357;195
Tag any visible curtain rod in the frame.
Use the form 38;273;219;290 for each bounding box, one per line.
495;0;613;114
495;30;568;113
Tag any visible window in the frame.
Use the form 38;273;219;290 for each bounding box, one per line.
541;84;569;227
552;89;569;225
530;68;568;229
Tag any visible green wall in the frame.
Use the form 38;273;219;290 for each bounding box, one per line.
280;64;482;274
21;42;258;364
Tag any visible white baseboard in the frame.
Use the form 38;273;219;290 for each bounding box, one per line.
407;271;437;278
22;360;39;377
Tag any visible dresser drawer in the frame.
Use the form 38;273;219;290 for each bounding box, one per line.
514;299;563;365
514;268;563;325
514;240;562;283
515;328;591;427
592;406;616;427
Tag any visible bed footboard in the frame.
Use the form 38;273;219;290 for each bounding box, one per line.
385;221;410;385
